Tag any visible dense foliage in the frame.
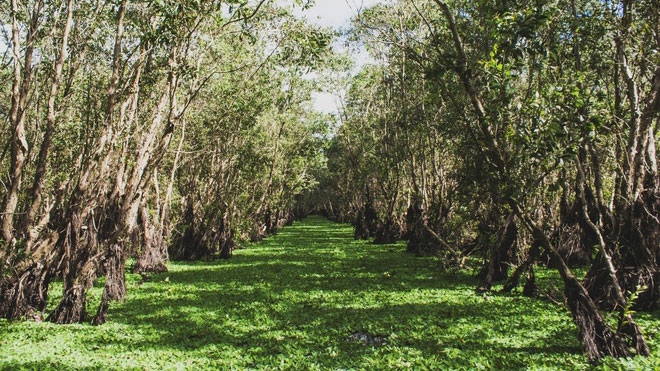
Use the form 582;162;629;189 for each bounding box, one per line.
318;0;660;362
0;0;333;324
1;0;659;364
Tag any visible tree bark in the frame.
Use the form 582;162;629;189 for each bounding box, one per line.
509;200;635;362
432;0;649;360
2;0;43;244
21;0;75;246
478;213;516;291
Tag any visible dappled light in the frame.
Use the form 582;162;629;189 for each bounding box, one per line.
2;217;658;369
1;0;660;368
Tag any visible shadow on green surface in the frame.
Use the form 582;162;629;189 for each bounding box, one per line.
5;216;656;370
108;217;578;367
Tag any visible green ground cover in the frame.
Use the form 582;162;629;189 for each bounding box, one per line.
1;216;658;370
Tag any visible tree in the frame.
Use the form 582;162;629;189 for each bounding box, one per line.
325;0;655;361
0;0;332;324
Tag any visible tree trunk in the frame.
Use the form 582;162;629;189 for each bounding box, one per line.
354;196;377;240
503;240;540;295
2;0;42;244
134;121;186;273
510;200;635;362
478;212;516;291
92;243;126;325
373;214;400;244
48;285;88;324
133;202;168;274
0;262;51;321
406;197;428;255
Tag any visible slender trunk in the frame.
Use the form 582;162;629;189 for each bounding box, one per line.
22;0;75;247
133;119;185;273
478;212;516;291
509;200;634;362
50;0;128;324
2;0;43;244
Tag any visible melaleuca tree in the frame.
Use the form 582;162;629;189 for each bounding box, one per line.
169;3;335;260
425;0;653;361
0;0;329;325
326;0;655;361
326;2;455;247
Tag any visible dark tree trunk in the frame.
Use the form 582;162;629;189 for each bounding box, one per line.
586;189;660;311
101;243;126;301
404;198;447;255
503;240;540;295
522;265;537;298
533;215;634;361
353;209;370;240
170;224;211;261
627;188;660;310
373;215;400;244
91;290;110;326
546;224;593;268
91;243;126;325
170;197;209;260
563;277;633;362
0;263;51;320
478;213;516;291
218;229;235;260
169;203;235;261
510;200;643;361
354;198;377;240
133;204;168;274
48;285;88;324
406;198;429;255
264;208;275;235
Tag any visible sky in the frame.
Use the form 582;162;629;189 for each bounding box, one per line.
292;0;386;114
294;0;383;28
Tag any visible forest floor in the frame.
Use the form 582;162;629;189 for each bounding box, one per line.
1;216;658;370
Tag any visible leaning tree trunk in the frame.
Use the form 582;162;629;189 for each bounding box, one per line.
92;243;126;325
432;0;650;360
0;176;66;321
354;195;377;240
406;197;462;268
503;240;540;297
132;201;169;274
134;123;187;273
478;212;516;291
510;201;637;362
47;243;103;324
0;262;51;321
47;0;129;324
1;0;41;246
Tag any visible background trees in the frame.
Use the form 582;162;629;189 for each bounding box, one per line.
1;0;657;363
0;0;334;324
321;0;659;361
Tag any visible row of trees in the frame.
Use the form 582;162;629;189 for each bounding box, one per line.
318;0;659;362
0;0;332;325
